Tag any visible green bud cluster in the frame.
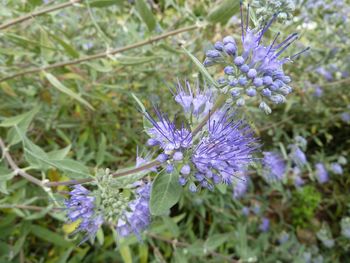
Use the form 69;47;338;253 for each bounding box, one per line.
96;169;129;223
251;0;295;23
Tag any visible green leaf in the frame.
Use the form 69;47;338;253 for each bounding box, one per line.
182;47;219;88
30;225;72;248
116;55;162;65
0;166;15;182
207;0;240;24
19;129;91;178
2;105;41;145
204;233;230;253
135;0;157;31
47;145;71;160
26;205;54;220
0;105;40;127
47;32;80;58
49;159;91;179
150;171;182;215
89;0;124;8
131;93;146;113
96;133;107;166
119;245;133;263
45;73;94;110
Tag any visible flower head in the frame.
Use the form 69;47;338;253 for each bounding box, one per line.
315;163;328;184
262;151;286;182
65;185;103;242
232;174;249;199
145;108;192;152
173;80;214;118
259;217;270;232
331;163;343;175
203;4;309;113
116;182;152;239
289;145;307;167
191;109;258;188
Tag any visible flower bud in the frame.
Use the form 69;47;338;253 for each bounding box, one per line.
173;151;184;161
224;66;234;75
224;43;237;55
259;101;272;114
214;41;224;51
180;164;191;175
247;69;257;79
234;56;245;66
156;153;168;163
246;88;257;97
236;98;245;107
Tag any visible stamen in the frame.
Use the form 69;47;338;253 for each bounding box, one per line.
240;0;245;41
258;13;278;45
274;33;298;50
290;47;310;59
246;3;250;33
273;36;298;59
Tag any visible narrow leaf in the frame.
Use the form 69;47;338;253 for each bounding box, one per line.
207;0;240;24
31;225;72;248
182;47;219;87
45;73;94;110
135;0;157;31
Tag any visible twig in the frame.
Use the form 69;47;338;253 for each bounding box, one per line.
321;77;350;87
0;138;43;187
45;94;227;187
0;0;81;30
0;204;60;211
0;24;199;83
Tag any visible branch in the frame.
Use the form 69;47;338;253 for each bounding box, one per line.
44;94;227;187
0;138;43;187
321;77;350;87
0;24;199;83
0;204;60;211
0;0;81;30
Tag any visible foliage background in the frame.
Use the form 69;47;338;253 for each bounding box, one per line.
0;0;349;262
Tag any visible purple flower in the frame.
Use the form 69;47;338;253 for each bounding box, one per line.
232;174;249;199
289;145;307;167
331;163;343;175
116;182;151;239
172;81;214;118
65;185;103;242
144;108;192;152
262;152;286;182
191;108;258;189
313;86;323;98
341;112;350;123
203;5;309;112
242;206;250;216
259;217;270;232
315;163;329;184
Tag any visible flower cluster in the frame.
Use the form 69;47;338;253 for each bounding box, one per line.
64;185;103;243
145;108;192;154
65;168;153;242
251;0;295;22
116;182;151;239
203;4;308;113
189;109;258;191
262;151;286;183
172;80;215;119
